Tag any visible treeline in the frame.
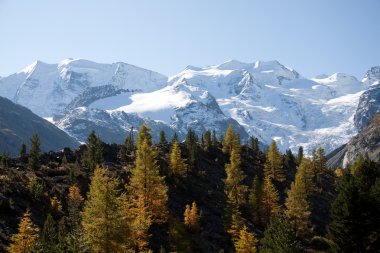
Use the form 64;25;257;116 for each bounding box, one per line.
0;125;379;252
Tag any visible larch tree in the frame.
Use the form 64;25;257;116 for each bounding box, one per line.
222;124;240;155
224;147;247;207
85;131;103;171
264;140;285;182
183;201;200;233
235;225;258;253
128;125;169;225
169;140;187;177
285;177;312;236
29;134;41;171
82;166;126;253
8;210;39;253
260;176;281;224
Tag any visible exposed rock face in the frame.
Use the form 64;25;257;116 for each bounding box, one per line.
56;107;177;144
328;113;380;168
0;96;78;156
354;83;380;131
343;113;380;167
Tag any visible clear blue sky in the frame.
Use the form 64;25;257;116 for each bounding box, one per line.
0;0;379;78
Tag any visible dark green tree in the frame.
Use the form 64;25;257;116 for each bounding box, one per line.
29;134;41;170
250;137;259;153
297;146;304;165
185;129;197;169
19;143;26;158
212;130;218;147
261;216;302;253
172;132;178;144
328;157;380;252
159;130;167;145
204;130;211;150
85;131;103;171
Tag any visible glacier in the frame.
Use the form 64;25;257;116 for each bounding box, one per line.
0;58;373;155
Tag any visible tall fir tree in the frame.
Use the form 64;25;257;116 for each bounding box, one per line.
8;210;39;253
82;166;126;253
29;134;41;170
39;214;58;252
264;140;285;182
85;131;103;171
169;140;187;177
128;125;169;224
312;147;327;175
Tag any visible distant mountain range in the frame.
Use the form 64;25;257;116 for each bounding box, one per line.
0;59;379;156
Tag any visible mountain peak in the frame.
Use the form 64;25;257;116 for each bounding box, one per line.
215;59;248;70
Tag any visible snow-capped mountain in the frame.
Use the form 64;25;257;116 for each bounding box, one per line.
0;58;374;155
0;59;167;117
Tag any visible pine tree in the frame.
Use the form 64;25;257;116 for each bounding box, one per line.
82;166;126;253
29;134;41;170
128;125;168;224
169;140;187;177
297;146;304;165
328;157;380;252
212;130;218;147
39;214;58;252
168;217;191;253
85;131;103;171
183;201;200;232
204;130;211;150
249;176;263;224
159;130;167;145
19;143;26;158
224;147;247;206
260;176;280;224
261;216;302;253
235;225;258;253
264;140;285;182
125;127;135;153
250;137;259;153
185;129;198;169
8;210;39;253
313;147;327;175
295;158;314;196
